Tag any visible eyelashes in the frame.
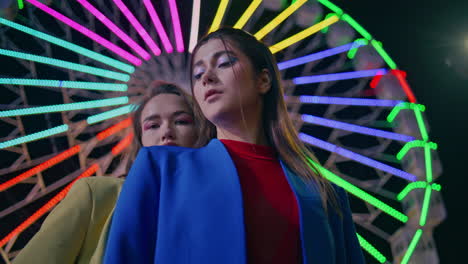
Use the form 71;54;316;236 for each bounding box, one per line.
193;56;238;80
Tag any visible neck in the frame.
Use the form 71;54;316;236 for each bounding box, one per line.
215;110;268;146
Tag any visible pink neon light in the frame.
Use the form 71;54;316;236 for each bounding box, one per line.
25;0;141;66
167;0;185;52
112;0;161;56
76;0;150;60
391;70;417;103
143;0;174;53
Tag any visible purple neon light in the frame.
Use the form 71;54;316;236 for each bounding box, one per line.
302;114;415;142
77;0;150;60
112;0;161;56
168;0;185;52
278;41;366;70
293;69;388;85
299;133;417;182
298;96;403;107
25;0;141;66
143;0;174;53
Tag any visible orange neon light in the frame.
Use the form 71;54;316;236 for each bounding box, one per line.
111;132;134;155
97;117;132;140
0;164;99;248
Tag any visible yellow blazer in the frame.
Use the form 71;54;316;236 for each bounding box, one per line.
13;177;124;264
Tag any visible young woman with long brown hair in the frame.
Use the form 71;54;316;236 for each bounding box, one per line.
104;28;365;264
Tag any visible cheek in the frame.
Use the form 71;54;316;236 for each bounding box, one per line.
193;84;204;103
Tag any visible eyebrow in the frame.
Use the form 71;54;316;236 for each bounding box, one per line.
143;111;192;122
193;50;237;68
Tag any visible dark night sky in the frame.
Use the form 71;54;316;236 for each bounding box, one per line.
332;0;468;262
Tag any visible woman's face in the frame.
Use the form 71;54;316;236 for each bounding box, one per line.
140;93;197;147
192;38;265;125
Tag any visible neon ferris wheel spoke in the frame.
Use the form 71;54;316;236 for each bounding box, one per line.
0;18;135;73
0;48;130;82
167;0;185;52
301;114;415;142
0;79;127;92
300;133;417;182
277;40;367;70
0;125;69;149
188;0;201;52
143;0;174;53
306;157;408;222
209;0;230;33
24;0;142;66
0;97;129;118
76;0;150;60
233;0;262;29
297;96;402;107
254;0;307;40
292;69;387;85
112;0;162;56
270;15;340;54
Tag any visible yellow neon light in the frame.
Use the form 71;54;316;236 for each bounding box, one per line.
270;15;339;54
208;0;230;33
233;0;262;29
254;0;307;40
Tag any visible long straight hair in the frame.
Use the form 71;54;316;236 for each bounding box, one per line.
190;28;338;211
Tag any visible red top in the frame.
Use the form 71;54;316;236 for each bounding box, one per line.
220;139;302;264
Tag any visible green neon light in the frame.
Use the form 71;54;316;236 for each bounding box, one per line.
424;145;434;182
319;13;337;34
397;182;426;201
341;14;372;40
397;182;441;201
387;102;425;123
0;97;129;117
347;38;368;59
87;104;136;124
17;0;24;9
401;229;423;264
397;140;437;160
413;107;429;141
0;124;69;149
307;158;408;222
419;186;432;226
0;49;130;82
371;40;397;69
317;0;343;15
356;233;386;263
0;78;128;92
432;183;441;191
0;18;134;73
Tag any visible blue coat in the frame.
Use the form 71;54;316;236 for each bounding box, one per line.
104;139;365;264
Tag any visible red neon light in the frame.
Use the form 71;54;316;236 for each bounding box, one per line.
0;145;81;192
111;132;134;155
370;73;384;88
0;164;99;248
391;70;416;103
97;117;132;141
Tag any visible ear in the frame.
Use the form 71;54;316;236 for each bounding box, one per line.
257;69;272;95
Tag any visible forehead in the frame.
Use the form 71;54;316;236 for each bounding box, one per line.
193;38;240;63
141;93;189;120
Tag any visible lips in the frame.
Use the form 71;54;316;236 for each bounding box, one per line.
162;142;178;146
204;89;222;101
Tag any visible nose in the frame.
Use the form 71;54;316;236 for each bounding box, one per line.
160;122;175;142
202;69;218;86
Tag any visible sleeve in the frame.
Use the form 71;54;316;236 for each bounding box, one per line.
103;148;160;264
337;187;366;264
13;179;93;264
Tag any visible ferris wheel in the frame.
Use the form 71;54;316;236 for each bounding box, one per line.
0;0;445;263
